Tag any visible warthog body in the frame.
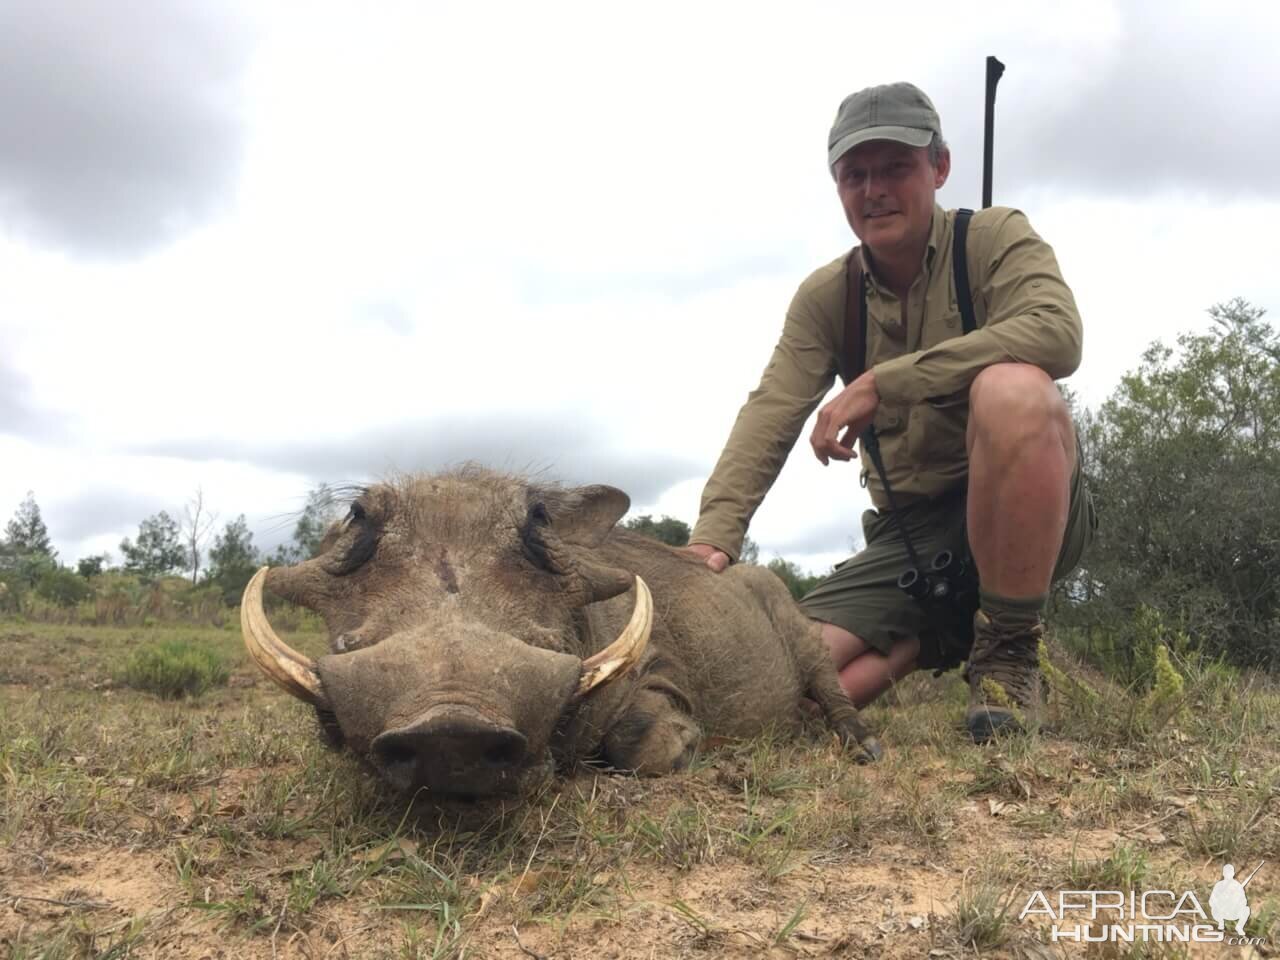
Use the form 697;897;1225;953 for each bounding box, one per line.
250;467;878;797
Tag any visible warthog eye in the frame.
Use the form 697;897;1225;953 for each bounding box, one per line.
322;500;379;575
520;501;558;572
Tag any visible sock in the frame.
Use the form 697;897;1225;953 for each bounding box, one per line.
979;589;1047;625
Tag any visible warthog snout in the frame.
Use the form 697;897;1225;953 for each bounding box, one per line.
372;705;529;794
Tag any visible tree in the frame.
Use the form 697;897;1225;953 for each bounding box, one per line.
181;486;219;585
1069;298;1280;668
623;514;691;547
120;511;186;580
766;557;824;601
36;566;91;608
270;483;344;565
0;493;58;604
266;541;298;567
621;515;760;564
206;515;261;604
77;553;111;578
4;492;54;558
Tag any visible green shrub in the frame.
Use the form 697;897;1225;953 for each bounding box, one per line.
35;566;93;608
179;583;228;626
117;638;231;698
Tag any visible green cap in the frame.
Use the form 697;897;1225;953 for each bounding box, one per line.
827;82;942;169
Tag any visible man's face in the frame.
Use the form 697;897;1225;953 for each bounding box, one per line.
833;140;949;259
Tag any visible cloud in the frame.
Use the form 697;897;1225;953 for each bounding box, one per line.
993;2;1280;199
358;300;414;337
129;413;707;507
0;359;36;436
761;519;867;560
43;488;163;545
514;253;797;307
0;1;252;257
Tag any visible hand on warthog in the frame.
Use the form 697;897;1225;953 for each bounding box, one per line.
683;542;730;573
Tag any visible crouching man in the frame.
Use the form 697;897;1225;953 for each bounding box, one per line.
685;81;1096;742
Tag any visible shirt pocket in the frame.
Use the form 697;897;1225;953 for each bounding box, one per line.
860;404;907;488
872;404;907;435
906;390;970;467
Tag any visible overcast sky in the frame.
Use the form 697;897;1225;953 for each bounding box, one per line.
3;0;1279;575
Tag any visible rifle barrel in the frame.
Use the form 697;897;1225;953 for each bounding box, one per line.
1241;861;1266;887
983;56;1006;209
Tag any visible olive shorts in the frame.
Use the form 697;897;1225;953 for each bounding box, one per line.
798;454;1097;673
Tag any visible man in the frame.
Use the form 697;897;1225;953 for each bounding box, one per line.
684;82;1095;742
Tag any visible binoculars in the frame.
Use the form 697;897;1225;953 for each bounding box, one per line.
896;549;974;608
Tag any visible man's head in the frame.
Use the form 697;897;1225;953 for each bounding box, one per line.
828;82;950;262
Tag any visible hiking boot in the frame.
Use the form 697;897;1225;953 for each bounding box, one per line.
964;609;1044;743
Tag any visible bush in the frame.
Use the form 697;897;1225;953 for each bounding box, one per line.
178;583;228;626
117;638;231;698
35;567;93;608
766;557;826;601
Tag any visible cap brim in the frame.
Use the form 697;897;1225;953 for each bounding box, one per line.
828;125;934;168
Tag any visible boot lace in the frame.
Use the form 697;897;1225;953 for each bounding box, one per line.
967;614;1043;706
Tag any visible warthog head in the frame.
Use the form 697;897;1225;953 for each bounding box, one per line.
241;468;652;797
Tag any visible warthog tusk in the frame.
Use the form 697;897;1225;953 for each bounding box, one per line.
241;566;329;707
577;575;652;697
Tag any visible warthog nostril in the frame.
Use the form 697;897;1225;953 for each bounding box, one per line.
371;710;528;793
482;734;525;767
374;738;417;771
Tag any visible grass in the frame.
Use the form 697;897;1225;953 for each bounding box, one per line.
2;620;1279;958
116;637;231;698
950;876;1020;952
1065;842;1150;890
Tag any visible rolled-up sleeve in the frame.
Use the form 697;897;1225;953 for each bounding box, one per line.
872;209;1082;406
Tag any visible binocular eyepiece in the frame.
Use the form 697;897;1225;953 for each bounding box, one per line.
896;550;970;606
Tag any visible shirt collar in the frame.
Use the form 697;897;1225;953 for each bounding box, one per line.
925;202;945;264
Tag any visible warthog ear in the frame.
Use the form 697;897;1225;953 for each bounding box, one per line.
547;485;630;548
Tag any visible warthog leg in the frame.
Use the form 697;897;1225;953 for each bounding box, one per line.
602;685;702;776
804;652;883;762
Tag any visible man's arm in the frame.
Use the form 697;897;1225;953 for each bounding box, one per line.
872;208;1082;406
689;277;840;563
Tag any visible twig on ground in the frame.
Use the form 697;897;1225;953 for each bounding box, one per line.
0;892;112;910
270;899;288;959
514;793;560;895
512;924;548;959
793;929;830;943
1121;807;1186;836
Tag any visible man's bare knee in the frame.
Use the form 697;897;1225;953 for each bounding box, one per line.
967;363;1074;463
817;621;869;669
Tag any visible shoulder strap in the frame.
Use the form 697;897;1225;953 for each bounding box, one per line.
839;247;867;387
953;208;976;335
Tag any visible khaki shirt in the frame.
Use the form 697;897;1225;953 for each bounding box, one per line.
690;204;1082;561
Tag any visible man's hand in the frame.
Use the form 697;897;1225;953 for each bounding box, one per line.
683;542;730;573
810;371;880;465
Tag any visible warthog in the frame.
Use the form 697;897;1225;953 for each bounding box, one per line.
243;467;881;797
